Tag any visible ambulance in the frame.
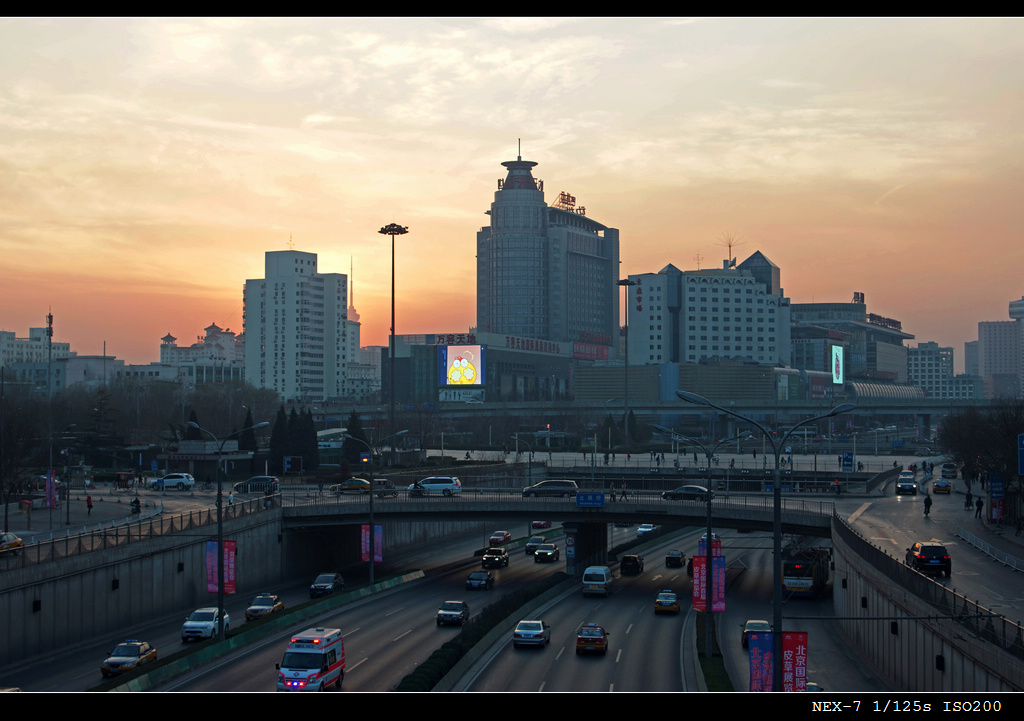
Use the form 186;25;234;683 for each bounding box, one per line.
276;627;345;691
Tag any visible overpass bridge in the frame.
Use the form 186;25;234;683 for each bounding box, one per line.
281;489;834;574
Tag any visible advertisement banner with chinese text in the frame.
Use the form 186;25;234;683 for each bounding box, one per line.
204;540;236;594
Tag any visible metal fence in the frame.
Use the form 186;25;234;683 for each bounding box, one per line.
0;495;275;570
833;512;1024;662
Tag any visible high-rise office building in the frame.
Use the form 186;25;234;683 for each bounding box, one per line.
476;155;619;352
978;317;1021;398
243;250;350;402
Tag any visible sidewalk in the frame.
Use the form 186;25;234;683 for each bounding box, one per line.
2;487;148;544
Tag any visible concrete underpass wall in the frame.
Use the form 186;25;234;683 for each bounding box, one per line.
0;512;283;668
831;516;1024;692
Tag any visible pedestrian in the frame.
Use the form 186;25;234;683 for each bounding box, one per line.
604;452;609;466
656;455;661;467
975;497;984;519
608;482;617;502
964;491;973;510
694;453;698;465
763;456;768;469
228;491;235;506
86;495;93;516
620;482;629;503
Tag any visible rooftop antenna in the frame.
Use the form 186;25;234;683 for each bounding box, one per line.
518;138;522;160
287;234;295;250
694;249;703;271
717;232;744;268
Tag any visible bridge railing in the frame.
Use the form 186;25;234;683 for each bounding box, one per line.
0;495;276;570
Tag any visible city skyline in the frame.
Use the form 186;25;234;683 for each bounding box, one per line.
2;17;1023;371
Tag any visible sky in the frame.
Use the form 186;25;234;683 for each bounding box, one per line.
2;17;1022;373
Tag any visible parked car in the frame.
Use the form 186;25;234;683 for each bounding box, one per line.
482;547;510;568
534;543;560;562
409;476;462;497
233;476;279;494
905;542;951;577
662;484;713;501
665;549;684;568
181;607;229;642
309;572;345;598
620;554;645;574
489;530;512;545
742;619;772;648
522;479;578;498
525;536;546;554
465;571;494;590
513;619;551;648
100;640;157;678
149;473;195;491
436;600;469;626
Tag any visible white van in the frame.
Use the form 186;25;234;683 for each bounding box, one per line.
582;566;614;597
276;627;345;692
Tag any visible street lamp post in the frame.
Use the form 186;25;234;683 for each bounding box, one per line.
654;425;751;659
342;430;407;586
187;420;269;639
379;223;408;468
675;390;855;691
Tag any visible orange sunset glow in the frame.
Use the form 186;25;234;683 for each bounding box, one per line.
2;17;1022;372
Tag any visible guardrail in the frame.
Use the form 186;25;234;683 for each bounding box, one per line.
957;526;1024;573
0;495;276;570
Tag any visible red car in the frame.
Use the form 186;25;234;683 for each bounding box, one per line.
489;530;511;545
531;520;551;529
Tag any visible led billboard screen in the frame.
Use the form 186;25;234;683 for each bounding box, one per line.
438;345;486;387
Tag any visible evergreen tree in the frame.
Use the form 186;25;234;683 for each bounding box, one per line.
185;410;202;440
342;411;369;465
238;407;258;452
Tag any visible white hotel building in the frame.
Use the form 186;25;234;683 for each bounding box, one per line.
243;250;353;402
624;252;791;367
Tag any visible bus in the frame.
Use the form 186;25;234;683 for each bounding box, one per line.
782;548;831;597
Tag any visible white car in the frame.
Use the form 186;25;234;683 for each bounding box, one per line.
408;476;462;497
151;473;195;491
181;607;229;642
636;523;657;538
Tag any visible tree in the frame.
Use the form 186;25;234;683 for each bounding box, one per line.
342;411;369;465
268;406;289;474
0;380;46;532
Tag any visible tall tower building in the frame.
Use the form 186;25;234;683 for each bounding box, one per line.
243;250;349;402
476;155;619;349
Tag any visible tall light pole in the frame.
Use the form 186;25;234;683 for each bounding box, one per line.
379;223;408;468
617;279;636;455
188;420;269;639
675;390;855;691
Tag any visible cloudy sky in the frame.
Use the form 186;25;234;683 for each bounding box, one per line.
2;17;1022;371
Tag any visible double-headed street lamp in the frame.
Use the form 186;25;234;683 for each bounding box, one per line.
342;430;407;586
675;390;855;691
188;420;269;639
654;425;751;659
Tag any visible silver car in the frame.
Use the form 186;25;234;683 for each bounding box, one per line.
513;619;551;648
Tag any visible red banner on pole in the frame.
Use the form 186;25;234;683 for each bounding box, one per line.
782;631;808;692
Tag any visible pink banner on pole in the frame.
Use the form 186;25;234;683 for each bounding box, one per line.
205;540;237;594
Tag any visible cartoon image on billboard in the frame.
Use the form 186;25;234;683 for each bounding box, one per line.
440;344;485;386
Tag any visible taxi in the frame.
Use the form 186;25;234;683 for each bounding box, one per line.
932;478;951;494
0;532;23;555
575;623;610;656
100;640;157;678
245;593;285;621
654;589;680;614
328;478;370;495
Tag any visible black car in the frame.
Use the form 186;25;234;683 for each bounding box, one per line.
662;484;713;501
522;479;578;498
534;543;560;562
665;550;685;568
620;554;644;575
482;547;510;568
525;536;547;555
233;476;280;494
465;571;494;590
436;600;470;626
309;572;345;598
905;542;951;577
